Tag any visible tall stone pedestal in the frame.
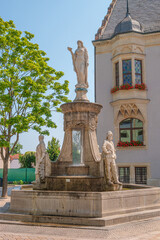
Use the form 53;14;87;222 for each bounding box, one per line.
43;101;105;191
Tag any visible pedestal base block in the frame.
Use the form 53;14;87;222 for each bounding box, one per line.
10;186;160;219
66;166;89;176
45;176;106;192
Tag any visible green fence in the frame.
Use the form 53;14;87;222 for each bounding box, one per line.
0;168;35;182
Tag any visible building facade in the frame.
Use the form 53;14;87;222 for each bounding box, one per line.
93;0;160;186
10;154;21;169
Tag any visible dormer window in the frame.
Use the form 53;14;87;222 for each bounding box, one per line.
122;59;132;85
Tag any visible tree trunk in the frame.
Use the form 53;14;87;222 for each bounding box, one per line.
2;156;9;198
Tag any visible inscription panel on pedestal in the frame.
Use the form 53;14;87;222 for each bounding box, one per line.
72;130;83;165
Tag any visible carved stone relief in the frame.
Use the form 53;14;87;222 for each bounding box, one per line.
133;46;144;54
119;104;139;117
121;46;132;54
89;113;98;131
64;112;98;131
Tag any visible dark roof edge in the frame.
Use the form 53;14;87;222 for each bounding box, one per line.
95;0;118;40
93;30;160;44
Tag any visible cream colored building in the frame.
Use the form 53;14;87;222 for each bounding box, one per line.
93;0;160;186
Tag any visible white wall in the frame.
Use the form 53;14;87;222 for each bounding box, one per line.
145;45;160;179
96;45;160;180
96;52;114;148
10;159;21;169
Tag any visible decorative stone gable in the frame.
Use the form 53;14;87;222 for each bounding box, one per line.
119;104;138;117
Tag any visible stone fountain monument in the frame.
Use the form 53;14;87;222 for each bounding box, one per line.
33;40;121;192
8;41;160;227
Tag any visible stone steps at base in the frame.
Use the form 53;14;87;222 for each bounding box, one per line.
103;208;160;226
1;208;160;227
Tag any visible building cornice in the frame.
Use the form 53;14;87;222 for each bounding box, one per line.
93;31;160;46
93;32;160;55
110;98;150;107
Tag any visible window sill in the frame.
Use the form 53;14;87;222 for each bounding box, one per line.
111;88;147;101
117;145;147;150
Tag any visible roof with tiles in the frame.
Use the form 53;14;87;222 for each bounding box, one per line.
10;154;20;161
95;0;160;40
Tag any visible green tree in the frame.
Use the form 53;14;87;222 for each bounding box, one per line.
0;18;69;197
10;142;23;154
19;151;35;168
47;137;60;162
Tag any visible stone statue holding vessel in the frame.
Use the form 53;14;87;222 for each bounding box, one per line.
67;40;89;88
68;41;89;101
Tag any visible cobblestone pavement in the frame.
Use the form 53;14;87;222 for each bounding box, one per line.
0;217;160;239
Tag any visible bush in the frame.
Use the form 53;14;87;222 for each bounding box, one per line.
13;180;24;185
47;137;60;162
19;151;36;168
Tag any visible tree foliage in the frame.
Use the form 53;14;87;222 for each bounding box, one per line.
47;137;60;162
0;18;69;197
10;142;23;154
19;151;35;168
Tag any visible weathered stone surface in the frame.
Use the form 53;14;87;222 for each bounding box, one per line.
45;176;122;192
34;101;105;191
3;207;160;227
102;131;122;188
45;101;104;191
10;186;160;219
34;135;51;184
45;176;105;192
66;166;89;176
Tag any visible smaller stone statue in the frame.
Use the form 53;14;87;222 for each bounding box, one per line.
68;40;89;88
102;131;122;187
35;135;51;183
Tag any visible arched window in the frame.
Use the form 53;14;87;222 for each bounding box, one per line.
119;118;143;143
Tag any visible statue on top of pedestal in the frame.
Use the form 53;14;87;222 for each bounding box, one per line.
68;40;89;89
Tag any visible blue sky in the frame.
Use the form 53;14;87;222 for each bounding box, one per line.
1;0;110;153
